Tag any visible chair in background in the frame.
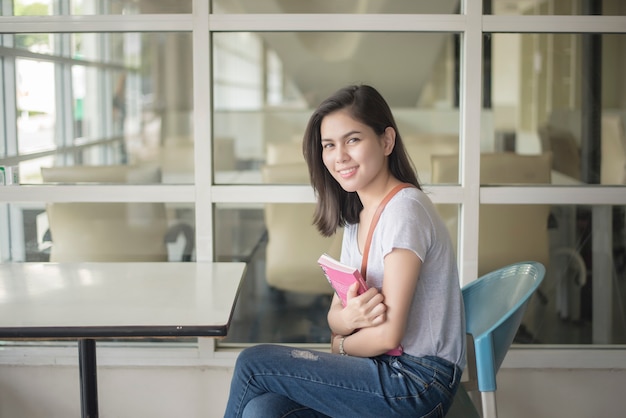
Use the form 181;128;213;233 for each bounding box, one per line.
265;140;306;165
538;125;581;181
447;261;546;418
261;162;342;295
41;164;194;262
403;133;458;181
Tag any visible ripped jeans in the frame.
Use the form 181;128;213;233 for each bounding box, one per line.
223;344;462;418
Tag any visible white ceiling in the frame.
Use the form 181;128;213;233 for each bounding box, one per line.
210;0;547;106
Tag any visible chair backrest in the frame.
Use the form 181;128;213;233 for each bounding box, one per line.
266;141;306;166
261;162;341;294
463;261;546;393
447;262;546;418
403;133;458;179
41;164;162;184
539;125;581;180
41;165;170;262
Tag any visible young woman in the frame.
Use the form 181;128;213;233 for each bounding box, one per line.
224;85;466;418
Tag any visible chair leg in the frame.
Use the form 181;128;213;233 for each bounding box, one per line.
481;391;498;418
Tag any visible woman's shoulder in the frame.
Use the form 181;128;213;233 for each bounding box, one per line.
384;187;438;224
392;186;432;208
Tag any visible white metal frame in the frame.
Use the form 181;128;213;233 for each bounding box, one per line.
0;0;624;363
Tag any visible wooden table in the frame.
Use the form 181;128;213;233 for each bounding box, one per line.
0;262;247;418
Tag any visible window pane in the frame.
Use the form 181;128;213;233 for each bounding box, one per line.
432;201;626;345
491;0;625;16
0;201;195;263
8;0;192;15
521;204;626;345
212;0;460;14
17;58;55;153
12;0;53;16
218;202;335;345
214;203;266;263
487;33;626;186
213;32;460;185
4;32;194;184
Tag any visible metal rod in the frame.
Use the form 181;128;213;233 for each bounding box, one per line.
78;339;99;418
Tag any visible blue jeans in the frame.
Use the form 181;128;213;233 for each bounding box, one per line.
224;344;462;418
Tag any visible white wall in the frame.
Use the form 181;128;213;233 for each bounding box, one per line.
497;368;624;418
0;364;233;417
1;358;624;418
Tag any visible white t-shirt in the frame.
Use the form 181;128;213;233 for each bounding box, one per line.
340;187;466;368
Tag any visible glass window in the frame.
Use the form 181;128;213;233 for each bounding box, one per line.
214;203;266;263
2;32;193;184
219;202;335;345
490;0;625;16
213;32;460;184
476;31;626;346
8;0;192;16
12;0;53;16
525;204;626;345
1;200;195;263
211;0;461;14
16;58;56;153
489;33;626;186
426;201;626;345
1;0;624;353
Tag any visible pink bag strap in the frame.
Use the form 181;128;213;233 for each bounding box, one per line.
360;183;415;279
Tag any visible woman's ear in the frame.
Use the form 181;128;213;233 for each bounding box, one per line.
382;127;396;156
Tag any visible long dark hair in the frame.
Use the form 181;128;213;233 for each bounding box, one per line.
302;84;420;237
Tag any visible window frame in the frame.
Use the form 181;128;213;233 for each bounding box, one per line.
0;0;625;368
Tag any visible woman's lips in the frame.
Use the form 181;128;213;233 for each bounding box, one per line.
338;167;357;178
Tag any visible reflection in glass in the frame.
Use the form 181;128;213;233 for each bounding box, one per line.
488;33;626;187
491;0;625;16
223;201;624;345
9;0;192;15
214;203;266;263
432;201;626;345
4;199;195;263
12;0;53;16
523;204;626;345
213;31;460;184
217;202;334;345
4;32;193;183
212;0;460;14
16;59;55;154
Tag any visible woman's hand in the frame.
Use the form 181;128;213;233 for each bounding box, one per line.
341;282;387;330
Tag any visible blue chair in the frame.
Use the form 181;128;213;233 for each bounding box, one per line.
447;261;546;418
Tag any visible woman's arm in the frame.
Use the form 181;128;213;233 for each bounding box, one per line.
327;282;387;337
332;248;422;357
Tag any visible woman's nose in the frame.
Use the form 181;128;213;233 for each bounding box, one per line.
335;145;349;163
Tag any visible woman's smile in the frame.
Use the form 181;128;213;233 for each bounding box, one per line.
338;166;358;178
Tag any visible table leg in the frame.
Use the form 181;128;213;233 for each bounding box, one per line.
78;339;99;418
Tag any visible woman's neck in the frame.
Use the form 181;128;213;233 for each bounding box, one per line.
357;174;402;212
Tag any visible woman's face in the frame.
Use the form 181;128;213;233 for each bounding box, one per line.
320;109;394;193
